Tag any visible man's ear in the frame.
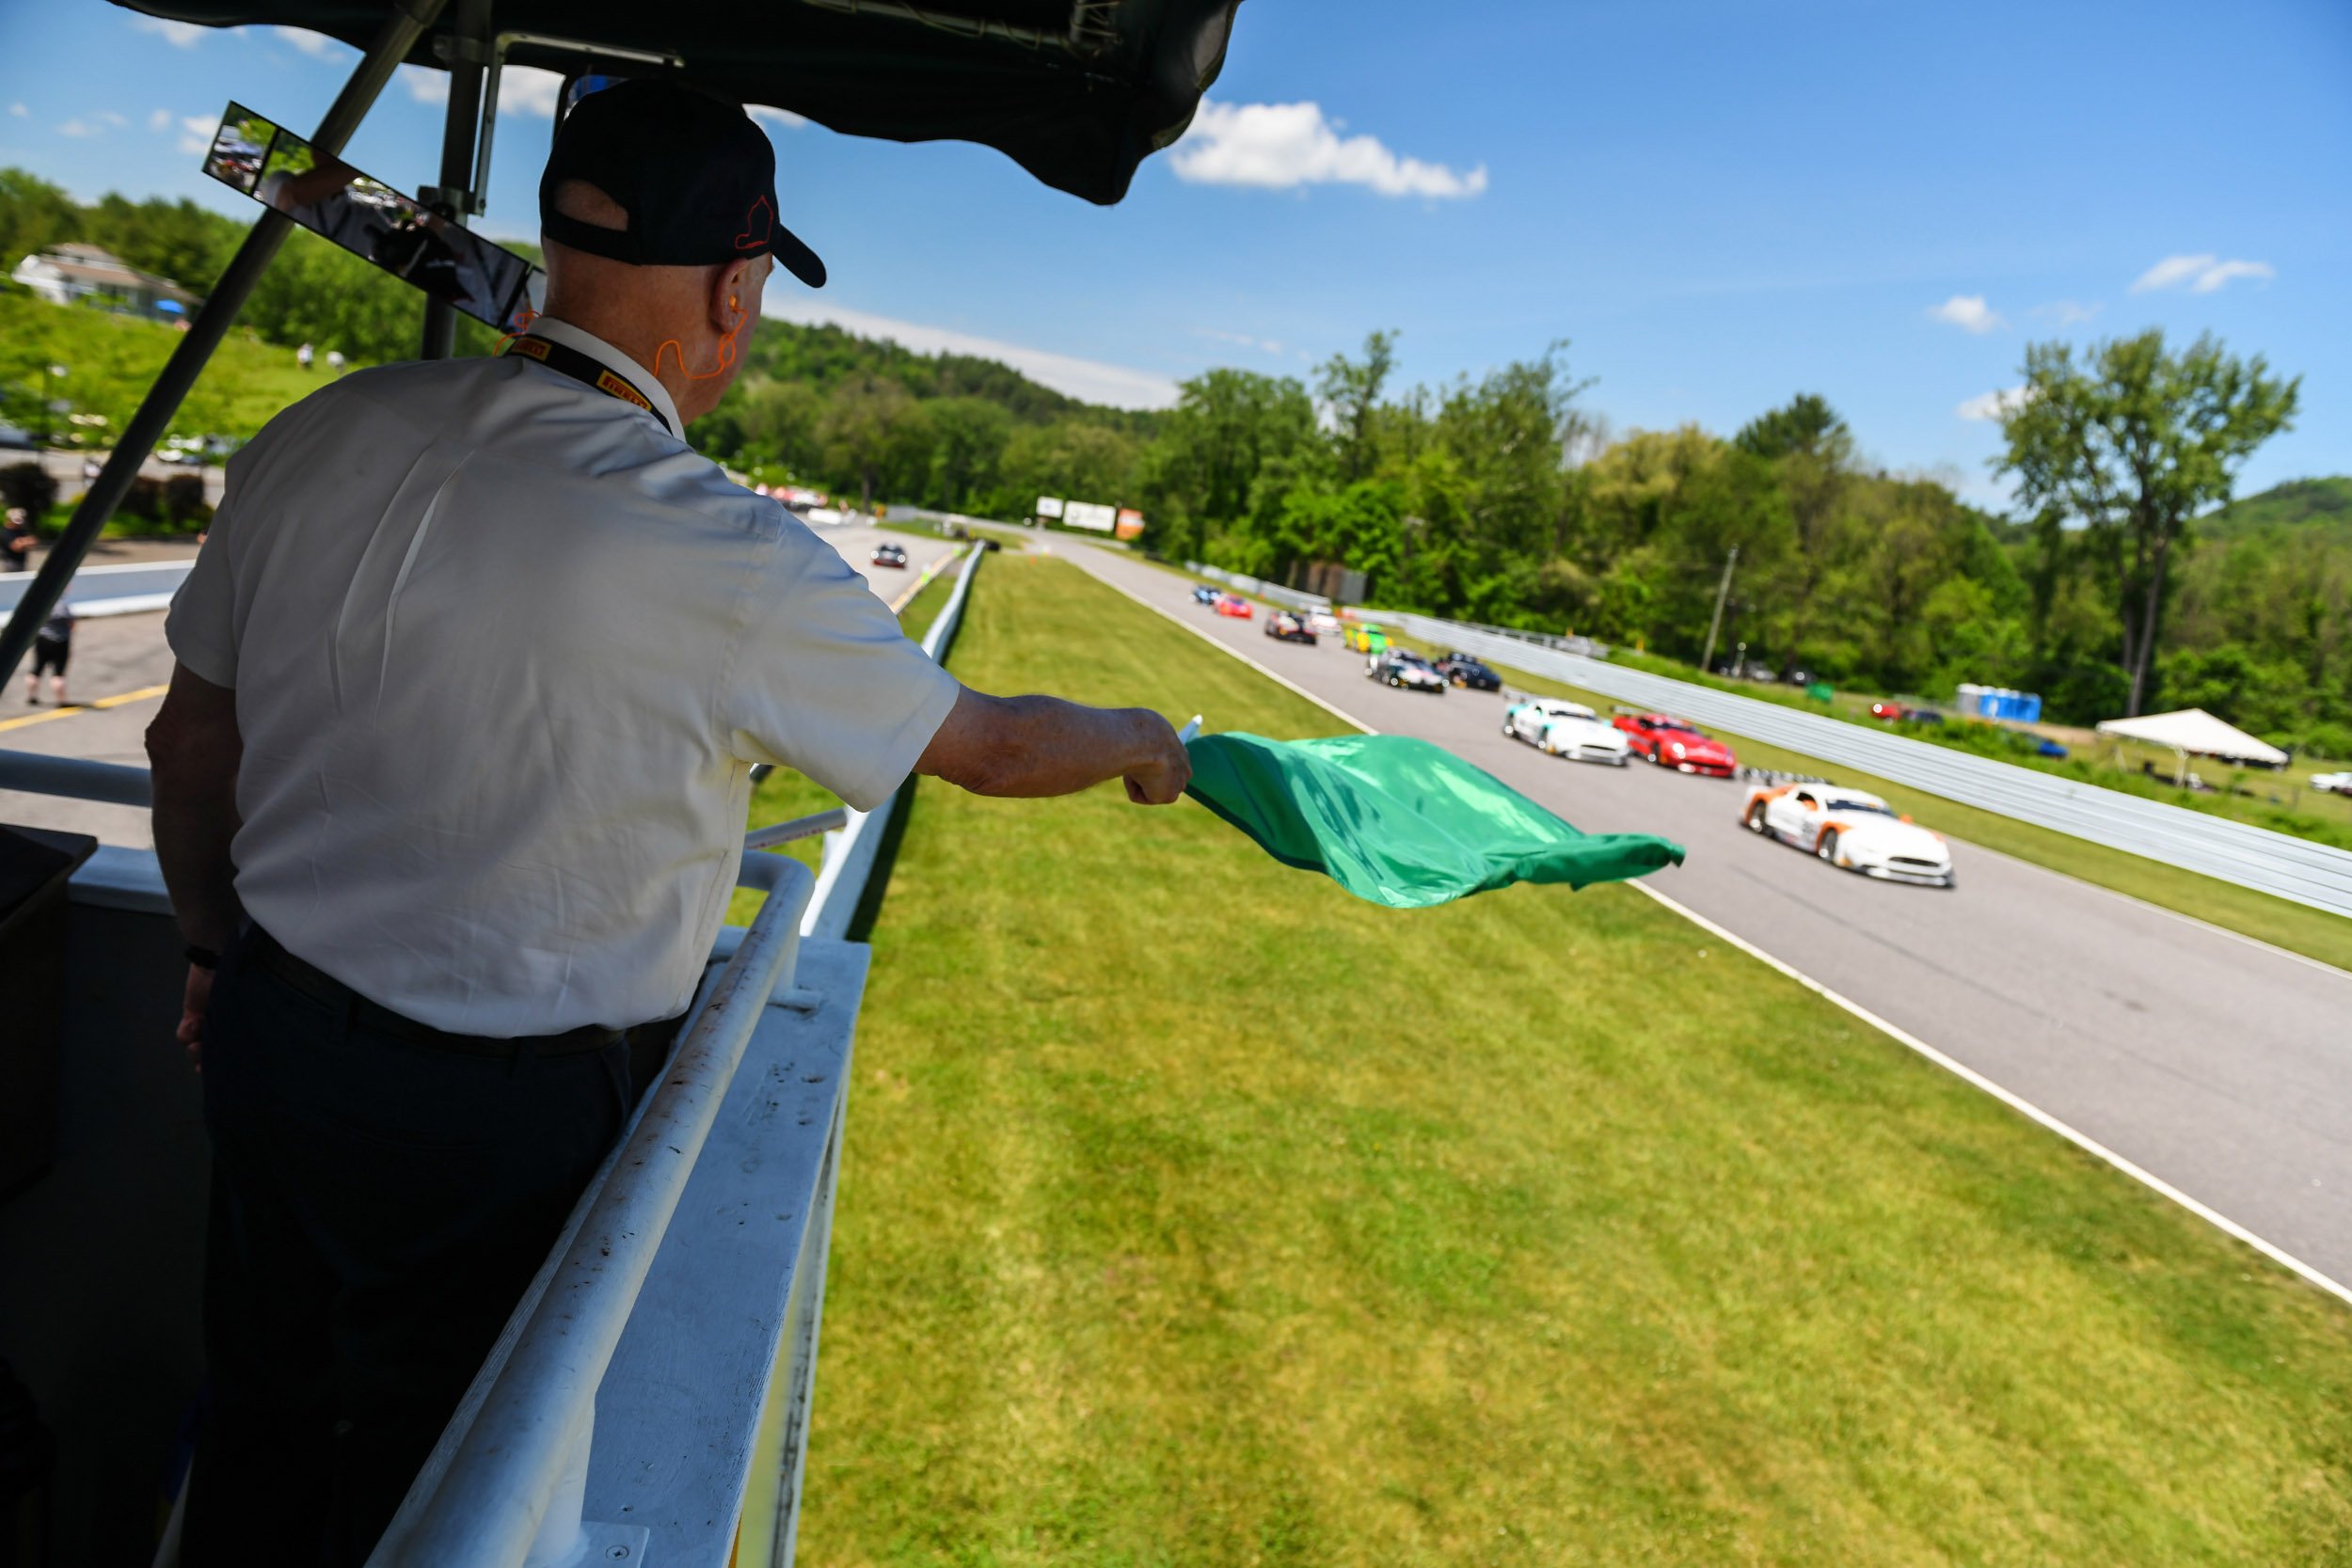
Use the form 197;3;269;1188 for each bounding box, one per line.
708;261;751;332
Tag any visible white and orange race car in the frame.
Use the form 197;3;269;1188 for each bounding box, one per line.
1739;782;1956;887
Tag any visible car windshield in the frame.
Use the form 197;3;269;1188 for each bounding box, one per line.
1830;798;1897;816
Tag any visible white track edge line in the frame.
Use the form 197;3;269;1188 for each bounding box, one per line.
1629;877;2352;1308
1075;546;2352;1311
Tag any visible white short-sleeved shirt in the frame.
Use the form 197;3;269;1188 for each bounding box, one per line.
167;318;959;1036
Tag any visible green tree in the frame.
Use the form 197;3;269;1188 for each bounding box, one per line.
1315;329;1396;483
922;397;1011;511
1996;330;2299;715
0;168;82;273
1734;392;1848;462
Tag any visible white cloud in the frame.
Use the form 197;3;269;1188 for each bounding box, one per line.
178;114;220;156
129;15;205;47
1957;386;2031;422
148;107;171;132
402;62;563;118
1170;100;1487;199
8;104;26;119
2131;253;2275;293
272;25;346;59
101;111;127;128
1927;293;2002;334
763;297;1178;409
2033;299;2101;325
56;119;97;137
747;103;807;132
1192;326;1287;356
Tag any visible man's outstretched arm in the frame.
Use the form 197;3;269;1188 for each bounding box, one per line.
916;686;1191;804
147;661;244;1062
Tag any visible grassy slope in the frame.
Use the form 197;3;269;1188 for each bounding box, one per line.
799;555;2352;1567
1140;558;2352;973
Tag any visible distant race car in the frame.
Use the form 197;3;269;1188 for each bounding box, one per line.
870;543;909;568
1305;609;1344;639
1263;610;1317;644
1504;697;1629;765
1740;782;1955;887
1614;712;1737;776
1215;594;1254;619
1343;623;1390;656
1868;700;1906;722
1369;649;1446;692
1434;652;1502;691
2312;770;2352;796
1191;584;1223;606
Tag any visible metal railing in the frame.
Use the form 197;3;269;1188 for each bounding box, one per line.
803;540;984;940
1356;612;2352;920
375;848;816;1564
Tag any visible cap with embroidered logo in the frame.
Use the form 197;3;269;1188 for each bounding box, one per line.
539;78;825;288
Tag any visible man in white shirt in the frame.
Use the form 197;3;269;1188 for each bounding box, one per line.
147;79;1187;1564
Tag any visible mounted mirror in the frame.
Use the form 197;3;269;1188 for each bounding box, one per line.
201;101;541;333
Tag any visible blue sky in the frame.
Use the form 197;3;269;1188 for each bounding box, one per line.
2;1;2346;504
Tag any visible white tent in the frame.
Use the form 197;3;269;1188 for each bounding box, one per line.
2094;707;2289;777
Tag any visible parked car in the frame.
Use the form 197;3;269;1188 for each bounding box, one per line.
1263;610;1317;644
0;423;40;451
1740;782;1955;887
1504;696;1629;765
870;542;909;568
1215;594;1254;619
2312;770;2352;796
1343;622;1389;656
1613;712;1738;776
1369;649;1446;692
1433;652;1502;691
1305;609;1343;638
1190;583;1223;607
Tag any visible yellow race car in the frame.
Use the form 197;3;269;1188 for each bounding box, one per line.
1342;622;1389;656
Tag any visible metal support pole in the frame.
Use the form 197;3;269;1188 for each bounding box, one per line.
420;0;493;360
0;0;451;691
1698;544;1738;678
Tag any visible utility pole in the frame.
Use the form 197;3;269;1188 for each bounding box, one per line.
1699;545;1739;675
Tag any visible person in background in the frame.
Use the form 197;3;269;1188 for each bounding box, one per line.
1;508;33;573
325;349;345;374
26;601;72;705
296;342;313;372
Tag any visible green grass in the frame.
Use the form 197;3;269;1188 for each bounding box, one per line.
798;555;2352;1566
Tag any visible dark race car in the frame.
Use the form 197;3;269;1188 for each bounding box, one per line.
1263;610;1318;644
870;542;909;568
1433;652;1502;690
1191;583;1223;606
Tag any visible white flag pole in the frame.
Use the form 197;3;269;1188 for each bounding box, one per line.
1177;715;1202;744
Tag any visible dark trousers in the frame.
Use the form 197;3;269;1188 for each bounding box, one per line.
180;929;632;1566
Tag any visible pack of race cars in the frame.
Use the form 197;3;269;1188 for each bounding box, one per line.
1187;578;1959;888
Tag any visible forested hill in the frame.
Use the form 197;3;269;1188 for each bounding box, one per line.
2201;477;2352;545
732;318;1155;436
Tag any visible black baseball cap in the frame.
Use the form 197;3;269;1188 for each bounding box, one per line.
540;78;825;288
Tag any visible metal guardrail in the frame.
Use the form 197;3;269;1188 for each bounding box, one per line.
1357;612;2352;920
802;540;984;941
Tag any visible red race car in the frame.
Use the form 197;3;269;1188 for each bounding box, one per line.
1214;594;1255;619
1613;711;1738;776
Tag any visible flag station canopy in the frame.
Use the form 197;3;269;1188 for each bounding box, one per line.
1184;731;1686;909
114;0;1238;204
2093;708;2290;768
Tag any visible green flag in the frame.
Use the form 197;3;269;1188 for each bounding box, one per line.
1183;731;1686;909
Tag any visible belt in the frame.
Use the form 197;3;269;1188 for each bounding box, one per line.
242;926;624;1058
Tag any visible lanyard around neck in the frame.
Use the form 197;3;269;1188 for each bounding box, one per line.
501;333;676;437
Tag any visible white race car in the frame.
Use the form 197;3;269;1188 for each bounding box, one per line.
1369;650;1447;692
1305;609;1343;638
1503;696;1629;766
2312;770;2352;796
1740;782;1955;887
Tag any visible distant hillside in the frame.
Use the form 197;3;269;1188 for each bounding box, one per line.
2201;477;2352;545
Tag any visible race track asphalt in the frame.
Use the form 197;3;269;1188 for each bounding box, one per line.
1062;541;2352;1291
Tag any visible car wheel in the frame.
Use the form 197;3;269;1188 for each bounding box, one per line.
1816;830;1840;865
1613;753;1629;768
1747;802;1769;834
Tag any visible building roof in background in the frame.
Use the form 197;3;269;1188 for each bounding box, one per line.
14;245;200;304
2094;708;2291;766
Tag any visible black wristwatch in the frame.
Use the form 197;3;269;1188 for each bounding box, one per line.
184;944;222;972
